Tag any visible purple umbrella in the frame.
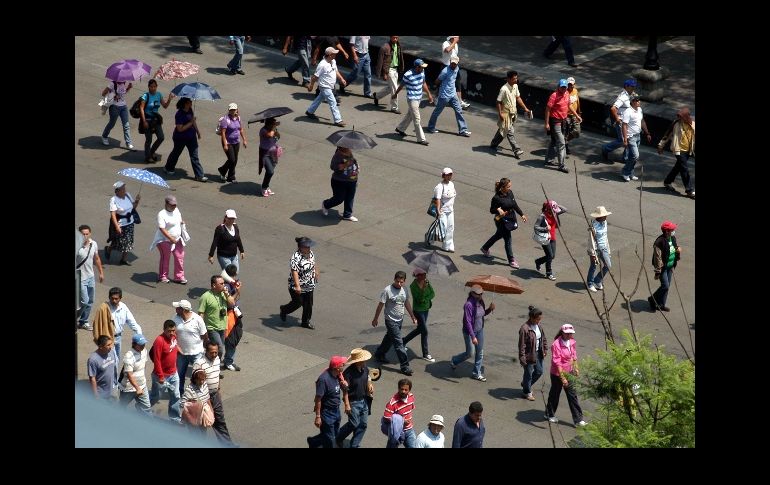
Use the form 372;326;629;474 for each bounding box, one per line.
105;59;152;82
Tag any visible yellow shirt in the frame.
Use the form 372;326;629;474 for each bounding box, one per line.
568;87;580;114
679;123;693;152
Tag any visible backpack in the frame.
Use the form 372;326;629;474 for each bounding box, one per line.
129;92;146;119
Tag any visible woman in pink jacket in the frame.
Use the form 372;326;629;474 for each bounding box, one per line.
544;323;586;427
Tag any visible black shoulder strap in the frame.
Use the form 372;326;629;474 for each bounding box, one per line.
76;241;93;270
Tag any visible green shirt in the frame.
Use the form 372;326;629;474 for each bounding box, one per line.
198;290;228;331
665;238;676;269
410;280;435;312
391;44;399;68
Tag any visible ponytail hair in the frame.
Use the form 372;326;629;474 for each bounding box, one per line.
528;305;542;319
495;178;511;194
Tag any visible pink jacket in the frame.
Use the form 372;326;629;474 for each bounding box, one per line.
549;338;577;376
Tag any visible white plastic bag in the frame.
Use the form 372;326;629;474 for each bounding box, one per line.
98;93;114;115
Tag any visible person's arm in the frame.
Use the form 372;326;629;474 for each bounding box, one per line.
350;38;359;64
89;376;99;398
159;225;177;244
176;114;196;133
451;422;463;448
160;93;175;109
511;197;527;222
123;307;143;335
101;86;110;97
404;298;417;324
610;105;620;124
544;104;552;133
208;226;220;263
93;247;104;283
307;73;319;92
139;94;148;127
110;210;122;235
130;194;141;209
313;395;322;428
444;37;459;53
622;121;629;146
125;361;143;395
463;302;476;340
371;301;384;327
282;36;293;55
515;96;530;115
641;118;652;143
336;68;347;88
568;105;582;123
518;325;527;365
421;81;434;104
484;302;495;316
335;41;349;60
220;122;228;151
291;269;302;295
235;228;245;260
239;126;247;148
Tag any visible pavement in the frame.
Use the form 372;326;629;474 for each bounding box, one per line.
75;36;695;448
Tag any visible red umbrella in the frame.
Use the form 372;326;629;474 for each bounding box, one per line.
154;59;200;81
465;275;524;294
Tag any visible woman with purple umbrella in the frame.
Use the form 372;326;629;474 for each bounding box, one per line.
164;97;206;182
101;80;135;150
139;79;174;164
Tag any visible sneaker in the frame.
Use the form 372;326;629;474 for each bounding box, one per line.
305;111;318;119
513;149;524;159
547;274;556;281
228;178;238;184
320;201;328;216
622;175;631;182
101;137;109;146
422;355;436;363
509;259;520;269
342;215;358;222
267;188;275;195
334;121;347;127
391;109;401;114
535;261;542;272
544;160;558;166
558;166;569;173
163;168;176;175
686;191;695;199
472;374;487;382
664;183;676;192
576;420;588;427
226;364;241;371
194;176;208;182
373;92;378;106
81;323;93;331
427;128;439;134
158;277;170;283
127;144;136;151
660;306;671;312
460;101;471;109
588;284;597;292
630;175;639;181
194;48;203;55
218;166;228;181
547;416;559;423
176;278;188;285
285;67;295;81
263;190;270;198
395;128;407;137
480;247;491;257
525;393;535;401
419;140;429;146
595;283;604;290
401;368;414;376
236;69;246;75
152;153;162;162
301;321;316;330
459;131;472;137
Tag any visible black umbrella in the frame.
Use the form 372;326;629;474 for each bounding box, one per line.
247;107;294;124
403;249;459;276
326;129;377;150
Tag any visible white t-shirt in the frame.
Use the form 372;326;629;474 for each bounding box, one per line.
120;347;148;392
77;239;99;280
441;38;459;66
157;208;183;238
315;58;338;89
349;36;370;54
106;81;130;107
415;429;445;448
173;312;208;356
433;181;456;213
622;107;643;136
109;194;135;226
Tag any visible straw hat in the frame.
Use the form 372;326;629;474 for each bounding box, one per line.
346;348;372;365
590;206;612;218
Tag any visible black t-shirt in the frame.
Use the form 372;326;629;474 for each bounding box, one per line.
342;365;369;401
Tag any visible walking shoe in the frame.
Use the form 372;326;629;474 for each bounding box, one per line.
320;201;328;216
236;69;246;75
660;306;671;312
391;109;401;114
426;128;439;134
266;188;275;195
305;111;318;119
279;306;287;322
422;355;436;363
194;48;203;54
509;259;520;269
401;368;414;376
535;261;542;272
175;278;188;285
575;420;588;427
558;166;569;173
525;393;536;401
163;168;176;175
80;323;93;331
686;191;695;199
218;166;227;181
630;175;639;180
547;274;556;281
301;322;316;330
263;190;271;197
622;175;631;182
373;92;378;106
342;215;358;222
395;128;407;136
228;178;238;184
647;296;657;311
152;153;162;161
226;364;241;371
544;159;558;166
460;101;471;109
285;67;295;81
194;176;208;182
419;140;429;146
334;121;347;127
595;283;604;290
459;130;472;137
472;374;487;382
480;247;491;257
127;144;136;151
101;137;109;146
546;416;559;423
588;284;597;292
513;149;524;159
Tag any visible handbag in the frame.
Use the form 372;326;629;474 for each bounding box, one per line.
503;218;518;231
532;215;551;245
201;401;215;427
131;209;141;224
427;183;444;217
424;218;445;247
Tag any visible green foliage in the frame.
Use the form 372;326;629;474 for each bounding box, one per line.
576;329;695;448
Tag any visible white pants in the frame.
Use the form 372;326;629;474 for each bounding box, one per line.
375;67;400;110
397;100;426;142
439;211;455;251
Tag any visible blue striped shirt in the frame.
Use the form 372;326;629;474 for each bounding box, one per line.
402;69;425;101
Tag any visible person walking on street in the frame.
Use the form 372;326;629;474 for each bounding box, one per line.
415;414;445;448
659;107;695;199
441;36;470;108
545;324;586;427
172;299;209;393
402;267;436;362
534;200;567;281
620;95;652;182
198;275;236;369
320;146;360;221
118;334;152;414
650;221;681;312
187;36;202;54
227;36;251;75
164;97;206;182
307;356;349;448
283;35;313;87
335;348;374;448
565;77;582;155
543;36;578;68
452;401;486;448
105;181;140;266
518;306;548;401
101;286;143;366
449;285;495;382
279;237;319;329
586;206;613;292
373;36;404;114
341;36;372;97
221;264;243;371
382;378;417;448
601;79;637;162
305;47;347;127
138;79;174;164
149;319;182;423
100;80;135;150
430;167;457;252
150;194;187;284
544;79;582;173
194;341;235;446
208;209;245;272
490;71;531;159
394;59;433;145
88;335;119;400
373;271;418;376
426;56;471;137
77;224;104;330
480;178;528;269
258;117;282;197
217;103;246;184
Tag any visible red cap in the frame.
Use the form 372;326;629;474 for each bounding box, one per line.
661;220;677;231
329;356;347;369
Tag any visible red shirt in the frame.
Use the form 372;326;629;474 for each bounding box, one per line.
546;90;570;120
384;392;416;430
151;334;178;378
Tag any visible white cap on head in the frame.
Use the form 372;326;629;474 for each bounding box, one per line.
228;103;238;111
225;209;237;219
113;181;125;189
442;167;453;175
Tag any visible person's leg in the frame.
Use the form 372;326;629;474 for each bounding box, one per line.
176;352;191;394
427;97;447;131
300;291;314;324
319;409;339;448
531;353;544;387
229;142;240;180
149;372;161;406
144;128;154;160
490;129;504;148
403;428;417;448
410;101;426;141
78;276;95;326
306;91;324;114
224;338;236;367
396;104;414;132
654;268;672;307
506;118;522;153
385;318;410;371
602;122;624;155
220;144;235;178
561;36;575;65
597;250;611;286
324;178;346;209
209;391;233;444
217;255;237;272
375;326;394;359
502;227;514;263
587;255;598;285
261;155;275;191
545;373;562;418
165;373;182;423
554;122;566;167
299;42;312;84
361;53;372;96
187;141;204;179
416;310;430;356
281;287;303;316
440;211;455;251
228;37;244;71
344;57;362;86
117;106;132;147
150;123;165;156
157;240;171;282
472;328;484;377
545;240;556;276
165;140;185;171
172;243;185;282
321;88;342;123
522;363;535;394
349;399;368;448
564;382;584;423
543;36;559;57
342;181;357;218
388;68;399;110
481;222;505;253
102;105;119;139
622;135;640;177
134;387;152;414
449;96;469;133
450;332;473;367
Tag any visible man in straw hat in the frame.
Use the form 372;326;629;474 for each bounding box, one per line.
586;206;613;292
307;356;349;448
335;348;374;448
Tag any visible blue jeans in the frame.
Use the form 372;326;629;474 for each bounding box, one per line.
345;52;372;96
227;36;245;71
337;399;369;448
535;240;557;276
376;318;410;371
386;427;417;448
217;255;239;272
324;179;357;218
521;351;544;395
307;87;342;123
622;133;641;176
208;329;236;367
149;372;181;422
546;118;566;167
482;220;514;263
451;328;484;377
427;96;468;133
119;387;152;414
78;275;95;326
102;104;132;145
402;310;430;357
143;121;165;160
287;39;312;83
166;138;204;179
308;407;340;448
653;267;674;307
587;249;611;286
176;352;203;394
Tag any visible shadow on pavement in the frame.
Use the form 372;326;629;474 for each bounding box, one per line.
290;92;320;102
290;210;341;227
110;151;148;165
130;271;164;288
220;181;260;196
259;313;298;332
621;299;657;314
184;287;208;301
79;136;119;151
267;76;301;87
352;103;380;112
515;408;549;428
554;281;586;293
516;268;544;281
204;67;237;76
488;386;519;401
